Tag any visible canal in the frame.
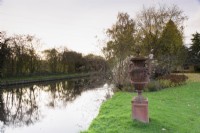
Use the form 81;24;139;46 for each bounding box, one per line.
0;77;113;133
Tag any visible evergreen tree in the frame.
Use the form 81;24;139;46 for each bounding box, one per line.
158;20;185;72
189;32;200;70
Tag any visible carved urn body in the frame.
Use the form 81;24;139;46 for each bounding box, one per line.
129;57;149;101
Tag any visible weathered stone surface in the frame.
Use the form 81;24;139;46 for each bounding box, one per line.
131;98;149;123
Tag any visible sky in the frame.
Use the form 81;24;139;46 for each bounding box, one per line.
0;0;200;55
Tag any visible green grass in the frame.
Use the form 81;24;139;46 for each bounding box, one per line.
83;82;200;133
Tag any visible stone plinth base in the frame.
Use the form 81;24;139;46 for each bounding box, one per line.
131;97;149;123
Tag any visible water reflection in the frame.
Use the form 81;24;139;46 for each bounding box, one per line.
0;77;113;133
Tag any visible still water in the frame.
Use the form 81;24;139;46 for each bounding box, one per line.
0;77;113;133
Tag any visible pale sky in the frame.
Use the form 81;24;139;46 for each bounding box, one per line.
0;0;200;55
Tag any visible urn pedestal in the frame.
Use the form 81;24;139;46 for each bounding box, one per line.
132;98;149;123
129;57;149;123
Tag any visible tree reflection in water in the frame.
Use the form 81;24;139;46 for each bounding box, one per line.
0;77;108;131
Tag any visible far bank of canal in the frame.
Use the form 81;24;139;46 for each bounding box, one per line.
0;72;99;87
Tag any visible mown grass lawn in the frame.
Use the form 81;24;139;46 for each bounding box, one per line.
83;77;200;133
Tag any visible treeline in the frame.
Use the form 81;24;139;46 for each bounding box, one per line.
103;5;188;85
0;32;108;78
104;5;187;70
103;4;200;87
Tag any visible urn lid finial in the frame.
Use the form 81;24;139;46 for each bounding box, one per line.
135;47;140;57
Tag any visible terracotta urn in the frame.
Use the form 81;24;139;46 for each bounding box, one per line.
129;57;149;101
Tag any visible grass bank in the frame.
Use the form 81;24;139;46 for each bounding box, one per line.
83;82;200;133
0;72;97;87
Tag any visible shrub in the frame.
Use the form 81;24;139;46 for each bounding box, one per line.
145;80;161;92
158;79;174;88
151;66;170;79
118;74;188;92
158;74;188;85
114;83;135;92
145;79;173;92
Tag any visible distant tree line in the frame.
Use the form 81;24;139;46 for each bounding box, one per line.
0;32;108;78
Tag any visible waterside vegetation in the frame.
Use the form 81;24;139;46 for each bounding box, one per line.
0;72;98;87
